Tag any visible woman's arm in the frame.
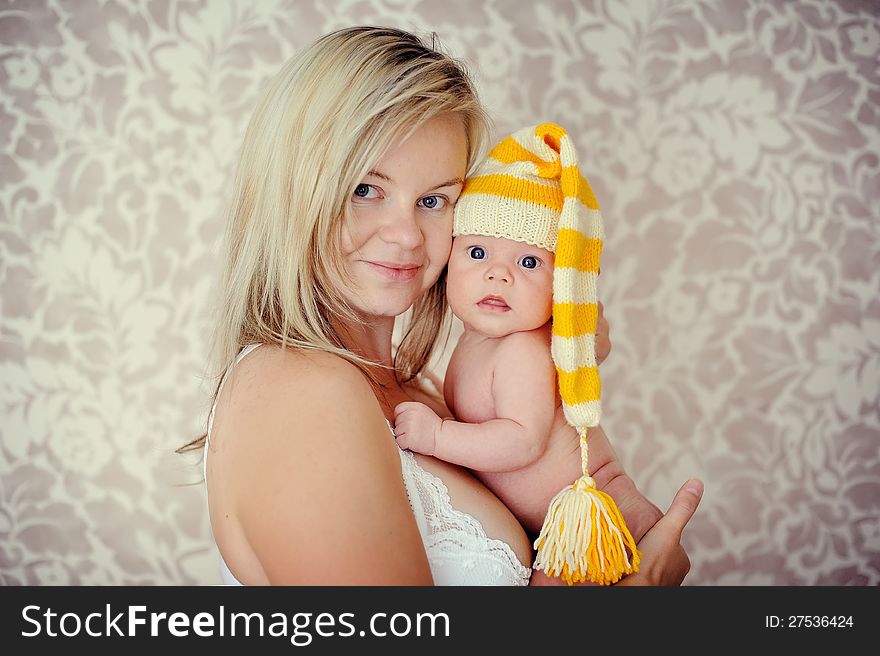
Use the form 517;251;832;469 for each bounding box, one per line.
220;346;433;584
582;425;663;543
586;300;664;542
528;424;665;586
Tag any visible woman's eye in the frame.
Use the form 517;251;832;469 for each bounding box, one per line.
353;183;379;199
466;246;486;260
418;195;447;210
519;255;540;269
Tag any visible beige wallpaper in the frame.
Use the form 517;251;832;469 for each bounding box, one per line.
1;0;878;585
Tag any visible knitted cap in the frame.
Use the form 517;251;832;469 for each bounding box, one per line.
454;123;604;431
456;125;637;585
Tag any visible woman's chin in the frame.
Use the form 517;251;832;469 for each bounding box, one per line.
350;296;417;320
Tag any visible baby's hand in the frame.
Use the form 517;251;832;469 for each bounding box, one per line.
393;401;441;455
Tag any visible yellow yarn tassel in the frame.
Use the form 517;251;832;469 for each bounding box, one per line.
533;431;641;585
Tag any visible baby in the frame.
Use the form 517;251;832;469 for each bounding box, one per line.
394;123;662;584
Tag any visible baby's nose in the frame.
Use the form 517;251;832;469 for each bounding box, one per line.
485;265;511;284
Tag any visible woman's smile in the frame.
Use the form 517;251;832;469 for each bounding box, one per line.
363;259;422;282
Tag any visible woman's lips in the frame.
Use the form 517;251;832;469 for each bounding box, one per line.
365;260;421;282
477;295;510;312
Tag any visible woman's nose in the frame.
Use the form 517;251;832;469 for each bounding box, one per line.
379;203;423;249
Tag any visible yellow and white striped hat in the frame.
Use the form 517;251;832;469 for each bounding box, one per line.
455;124;639;585
454;122;604;431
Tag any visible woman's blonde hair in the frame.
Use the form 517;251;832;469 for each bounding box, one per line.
181;26;490;452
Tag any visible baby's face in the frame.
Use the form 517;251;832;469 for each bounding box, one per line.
447;235;554;338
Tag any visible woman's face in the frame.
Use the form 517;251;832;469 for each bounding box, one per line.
341;114;468;319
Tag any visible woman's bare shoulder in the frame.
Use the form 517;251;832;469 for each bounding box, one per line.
233;344;373;397
218;344;391;460
212;345;431;583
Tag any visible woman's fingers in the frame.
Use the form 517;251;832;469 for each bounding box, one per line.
596;301;611;365
617;479;702;585
661;479;704;540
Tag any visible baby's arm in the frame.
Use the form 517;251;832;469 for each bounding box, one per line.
394;332;556;473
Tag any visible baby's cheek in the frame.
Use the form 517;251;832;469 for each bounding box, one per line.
445;256;466;290
542;292;554;321
445;272;468;317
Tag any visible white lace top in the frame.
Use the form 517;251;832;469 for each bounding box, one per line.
205;344;531;586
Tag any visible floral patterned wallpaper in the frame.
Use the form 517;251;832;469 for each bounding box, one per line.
1;0;878;585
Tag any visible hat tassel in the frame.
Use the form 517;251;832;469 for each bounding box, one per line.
533;431;641;585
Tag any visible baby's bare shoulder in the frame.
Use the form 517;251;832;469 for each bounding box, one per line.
495;327;553;362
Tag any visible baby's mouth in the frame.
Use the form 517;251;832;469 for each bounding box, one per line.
477;295;511;312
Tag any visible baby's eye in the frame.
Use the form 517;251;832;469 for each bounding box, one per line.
519;255;541;269
353;183;380;200
418;195;447;210
466;246;486;260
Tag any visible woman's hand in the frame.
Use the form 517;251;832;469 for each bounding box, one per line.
530;479;702;587
596;301;611;366
617;479;704;586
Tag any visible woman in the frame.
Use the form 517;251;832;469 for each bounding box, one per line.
183;26;701;585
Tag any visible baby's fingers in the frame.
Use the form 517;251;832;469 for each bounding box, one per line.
394;401;422;420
